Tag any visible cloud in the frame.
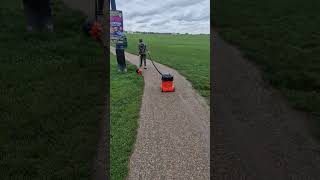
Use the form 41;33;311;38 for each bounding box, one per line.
150;19;169;26
114;0;210;34
136;17;153;23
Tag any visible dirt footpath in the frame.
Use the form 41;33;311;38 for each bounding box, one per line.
111;48;210;179
212;34;320;180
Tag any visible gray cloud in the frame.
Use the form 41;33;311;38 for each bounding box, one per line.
115;0;210;34
164;0;205;9
174;14;210;22
150;19;169;26
136;17;153;23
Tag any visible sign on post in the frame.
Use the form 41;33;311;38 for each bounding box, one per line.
110;10;124;42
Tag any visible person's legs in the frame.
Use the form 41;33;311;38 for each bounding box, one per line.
119;49;126;72
143;54;147;68
38;0;53;32
23;0;40;31
139;54;143;67
116;49;122;71
23;0;53;32
122;50;127;72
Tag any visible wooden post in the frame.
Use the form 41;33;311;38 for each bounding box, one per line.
102;0;110;179
93;0;109;179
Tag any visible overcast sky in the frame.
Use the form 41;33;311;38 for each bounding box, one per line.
114;0;210;34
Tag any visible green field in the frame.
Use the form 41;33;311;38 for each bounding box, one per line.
0;1;106;179
110;55;143;180
125;34;210;99
214;0;320;137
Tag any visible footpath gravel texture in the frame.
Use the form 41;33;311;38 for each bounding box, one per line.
111;47;210;180
212;34;320;180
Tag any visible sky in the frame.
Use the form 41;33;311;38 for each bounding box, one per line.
114;0;210;34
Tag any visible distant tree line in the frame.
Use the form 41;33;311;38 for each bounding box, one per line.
124;31;209;35
125;31;176;35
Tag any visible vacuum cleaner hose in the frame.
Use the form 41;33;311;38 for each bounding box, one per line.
147;52;163;76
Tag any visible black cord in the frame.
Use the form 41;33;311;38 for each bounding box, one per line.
147;52;163;76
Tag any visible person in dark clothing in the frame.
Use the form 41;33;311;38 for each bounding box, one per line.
138;39;147;69
23;0;53;32
116;42;127;72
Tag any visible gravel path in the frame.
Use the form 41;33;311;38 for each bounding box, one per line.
111;47;210;179
212;34;320;180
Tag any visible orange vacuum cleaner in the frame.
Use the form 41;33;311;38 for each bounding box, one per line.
161;73;175;92
148;52;175;92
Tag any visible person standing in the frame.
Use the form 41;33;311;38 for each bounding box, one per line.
115;42;127;72
138;39;147;69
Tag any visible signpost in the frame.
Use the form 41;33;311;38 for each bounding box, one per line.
110;1;127;48
110;10;124;42
110;0;128;71
110;0;116;10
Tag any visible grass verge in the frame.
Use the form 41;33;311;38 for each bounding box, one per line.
124;34;210;99
110;55;143;180
213;0;320;138
0;0;106;179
